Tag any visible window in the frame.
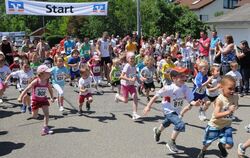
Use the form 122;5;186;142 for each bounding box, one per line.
199;15;209;21
223;0;238;9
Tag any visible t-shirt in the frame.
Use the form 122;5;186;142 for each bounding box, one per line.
208;94;238;129
43;57;54;68
193;72;208;96
99;39;110;57
11;70;34;90
161;62;175;79
155;84;193;115
125;42;137;52
64;40;75;55
30;62;41;75
140;66;156;83
206;76;221;97
78;76;93;96
89;63;101;76
68;57;80;72
120;63;137;86
0;65;11;82
199;37;211;57
51;66;69;87
226;70;242;87
110;66;121;82
80;43;91;56
210;36;220;49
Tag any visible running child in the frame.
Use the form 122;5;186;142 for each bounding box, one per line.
197;75;238;158
238;139;250;157
68;50;80;87
140;55;157;101
78;65;93;113
110;57;121;93
0;52;11;104
193;60;212;121
50;57;70;112
114;52;141;120
18;65;55;136
5;62;34;113
143;67;201;153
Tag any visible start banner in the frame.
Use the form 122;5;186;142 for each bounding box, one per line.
5;0;108;16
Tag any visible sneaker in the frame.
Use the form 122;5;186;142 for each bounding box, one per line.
86;102;90;111
114;93;119;103
147;97;150;101
238;143;246;157
132;113;141;120
28;106;32;114
41;126;53;136
107;83;111;87
59;106;64;112
0;98;3;104
197;150;205;158
69;83;73;86
218;142;228;158
153;127;161;142
245;124;250;133
198;108;207;121
21;105;27;113
240;93;244;97
166;141;178;153
78;109;83;115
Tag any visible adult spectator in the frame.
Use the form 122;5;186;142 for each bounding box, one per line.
217;35;236;75
64;36;75;56
125;37;138;53
209;31;220;65
0;36;14;65
236;40;250;95
96;31;112;85
36;37;50;61
198;31;211;61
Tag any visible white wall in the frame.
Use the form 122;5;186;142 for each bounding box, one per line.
194;0;232;21
213;23;250;45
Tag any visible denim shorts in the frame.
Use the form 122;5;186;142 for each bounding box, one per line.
203;125;234;146
162;112;185;132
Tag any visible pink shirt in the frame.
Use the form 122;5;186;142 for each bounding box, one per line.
199;37;211;57
89;63;101;76
32;78;49;102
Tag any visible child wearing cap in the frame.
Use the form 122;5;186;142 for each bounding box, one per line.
143;67;200;153
9;57;21;86
114;52;141;120
88;55;102;85
18;64;55;136
0;53;11;103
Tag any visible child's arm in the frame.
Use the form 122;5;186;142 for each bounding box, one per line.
180;100;201;118
48;83;54;102
4;73;13;84
213;99;236;119
207;83;220;92
143;95;158;115
120;72;135;82
109;68;114;82
17;80;36;102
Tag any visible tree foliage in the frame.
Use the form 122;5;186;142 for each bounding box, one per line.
0;0;207;38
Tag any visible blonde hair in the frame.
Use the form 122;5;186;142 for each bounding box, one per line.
144;55;155;66
112;57;120;65
210;65;220;74
197;59;208;70
126;52;135;60
80;64;90;75
221;75;236;86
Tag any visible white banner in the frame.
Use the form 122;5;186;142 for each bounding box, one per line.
5;0;108;16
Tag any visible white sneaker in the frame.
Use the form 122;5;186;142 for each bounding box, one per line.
245;124;250;133
107;83;111;87
199;109;207;121
59;106;64;112
114;93;119;103
0;98;3;104
132;113;141;120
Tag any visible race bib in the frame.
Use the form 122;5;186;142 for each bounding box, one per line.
0;72;6;80
12;68;19;72
35;87;47;97
114;71;121;78
56;73;64;81
223;107;234;120
84;84;91;89
21;79;29;85
72;65;79;72
67;47;72;52
195;87;205;94
173;98;184;108
93;66;101;73
128;73;136;78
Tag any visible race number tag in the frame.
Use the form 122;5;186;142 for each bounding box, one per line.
195;87;205;94
114;71;121;78
35;87;47;97
93;66;101;73
84;84;91;89
173;98;184;108
72;65;79;72
56;73;64;81
128;73;136;78
21;79;29;85
0;72;6;80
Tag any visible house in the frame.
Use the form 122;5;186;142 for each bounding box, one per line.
207;3;250;45
174;0;249;22
29;27;50;41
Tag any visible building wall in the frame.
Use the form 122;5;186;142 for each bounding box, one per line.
194;1;232;22
213;23;250;45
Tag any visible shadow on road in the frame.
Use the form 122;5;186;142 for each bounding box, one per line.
0;130;8;135
53;126;90;134
0;110;21;119
0;141;25;157
82;112;116;123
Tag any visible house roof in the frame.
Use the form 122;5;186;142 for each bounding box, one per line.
207;3;250;23
174;0;215;10
29;27;50;36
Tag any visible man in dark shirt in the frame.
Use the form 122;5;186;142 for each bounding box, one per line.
0;36;14;65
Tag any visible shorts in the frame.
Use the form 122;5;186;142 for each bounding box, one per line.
121;85;137;99
79;93;92;104
111;80;120;87
203;125;233;146
101;57;112;66
207;95;218;102
93;76;102;84
31;100;50;111
193;93;207;101
143;82;155;90
162;112;185;132
70;71;80;80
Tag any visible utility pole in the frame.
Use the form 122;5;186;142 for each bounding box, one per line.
136;0;141;45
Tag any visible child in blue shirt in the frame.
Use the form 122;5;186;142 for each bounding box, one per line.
68;50;80;87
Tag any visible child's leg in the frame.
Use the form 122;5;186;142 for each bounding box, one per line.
32;109;39;119
117;85;121;94
87;96;93;104
116;85;128;103
131;89;138;113
41;106;49;127
52;84;64;107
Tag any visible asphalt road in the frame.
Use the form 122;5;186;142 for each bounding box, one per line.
0;83;249;158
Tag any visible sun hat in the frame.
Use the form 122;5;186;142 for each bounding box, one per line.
37;65;51;74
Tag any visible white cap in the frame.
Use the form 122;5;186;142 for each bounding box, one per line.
2;36;7;41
